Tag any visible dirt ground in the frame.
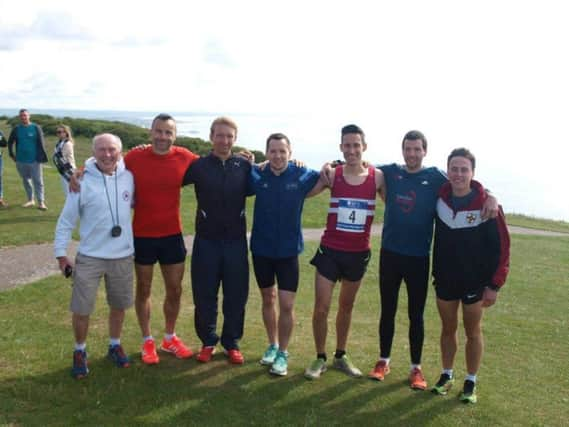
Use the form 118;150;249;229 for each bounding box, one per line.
0;225;566;292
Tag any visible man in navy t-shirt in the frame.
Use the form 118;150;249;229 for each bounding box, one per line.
368;130;497;391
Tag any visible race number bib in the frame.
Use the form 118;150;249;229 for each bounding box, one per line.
337;199;368;233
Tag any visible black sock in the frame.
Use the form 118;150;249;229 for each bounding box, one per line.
334;349;346;359
317;353;327;361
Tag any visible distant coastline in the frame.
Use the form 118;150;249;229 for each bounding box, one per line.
1;107;567;222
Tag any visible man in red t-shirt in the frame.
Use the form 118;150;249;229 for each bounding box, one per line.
125;114;199;365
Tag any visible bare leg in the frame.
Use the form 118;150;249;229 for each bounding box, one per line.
436;298;460;370
72;313;89;344
160;262;185;335
277;290;296;351
463;301;484;375
135;263;154;337
312;272;335;354
260;286;278;345
109;308;126;339
335;279;362;351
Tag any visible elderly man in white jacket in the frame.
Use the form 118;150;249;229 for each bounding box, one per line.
54;133;134;379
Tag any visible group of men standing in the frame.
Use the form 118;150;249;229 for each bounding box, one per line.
53;113;504;404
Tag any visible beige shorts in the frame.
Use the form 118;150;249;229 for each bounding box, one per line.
70;253;134;315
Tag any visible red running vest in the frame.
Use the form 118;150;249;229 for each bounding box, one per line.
321;166;377;251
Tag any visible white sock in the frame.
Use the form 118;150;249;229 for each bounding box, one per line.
75;343;86;351
380;357;390;365
143;335;154;343
466;373;477;383
443;368;454;378
164;333;175;341
411;363;421;371
109;338;120;347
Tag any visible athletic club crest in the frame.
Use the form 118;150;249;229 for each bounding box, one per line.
466;213;477;223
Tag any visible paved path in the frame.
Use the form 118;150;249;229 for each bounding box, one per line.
1;225;567;292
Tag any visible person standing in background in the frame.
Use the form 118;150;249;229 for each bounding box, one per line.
8;109;49;210
52;124;77;196
0;130;7;208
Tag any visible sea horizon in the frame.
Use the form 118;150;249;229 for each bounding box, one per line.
1;107;566;222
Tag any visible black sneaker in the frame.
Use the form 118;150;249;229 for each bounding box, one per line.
431;373;455;395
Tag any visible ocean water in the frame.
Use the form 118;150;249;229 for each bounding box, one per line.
1;108;566;222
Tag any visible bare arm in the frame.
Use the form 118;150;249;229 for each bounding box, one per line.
307;167;335;198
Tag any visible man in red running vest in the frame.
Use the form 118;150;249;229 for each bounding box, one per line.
304;124;385;380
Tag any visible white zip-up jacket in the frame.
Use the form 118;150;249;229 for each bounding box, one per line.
54;157;134;259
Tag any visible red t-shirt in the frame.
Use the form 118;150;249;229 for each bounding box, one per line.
124;146;199;237
321;166;377;251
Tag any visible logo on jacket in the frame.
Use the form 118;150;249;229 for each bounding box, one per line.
122;191;131;202
466;213;477;223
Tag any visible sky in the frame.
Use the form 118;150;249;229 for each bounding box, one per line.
1;0;568;219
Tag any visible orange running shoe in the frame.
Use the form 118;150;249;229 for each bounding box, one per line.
368;360;390;381
225;349;245;365
409;367;427;390
160;336;193;359
141;339;160;365
196;346;216;363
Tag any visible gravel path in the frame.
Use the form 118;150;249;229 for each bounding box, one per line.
0;225;566;292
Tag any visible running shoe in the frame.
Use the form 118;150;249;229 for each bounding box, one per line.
409;367;427;390
160;336;193;359
225;349;245;365
38;202;48;211
431;373;455;395
304;358;327;380
22;200;35;208
260;344;279;366
459;380;478;404
108;344;130;368
333;354;363;378
141;339;160;365
197;346;216;363
368;360;390;381
71;350;89;379
269;351;288;376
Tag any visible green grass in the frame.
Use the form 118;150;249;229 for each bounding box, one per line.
506;213;569;234
1;235;568;426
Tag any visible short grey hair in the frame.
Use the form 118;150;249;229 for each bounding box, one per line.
92;133;122;151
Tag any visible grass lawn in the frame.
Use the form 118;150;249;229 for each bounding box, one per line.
1;235;568;426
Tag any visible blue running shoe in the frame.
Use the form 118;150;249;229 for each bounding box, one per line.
71;350;89;379
108;344;130;368
260;344;279;366
270;351;288;376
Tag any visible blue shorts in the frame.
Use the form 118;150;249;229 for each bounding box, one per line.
134;234;187;265
253;255;299;292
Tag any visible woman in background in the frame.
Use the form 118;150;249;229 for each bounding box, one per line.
52;124;76;196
